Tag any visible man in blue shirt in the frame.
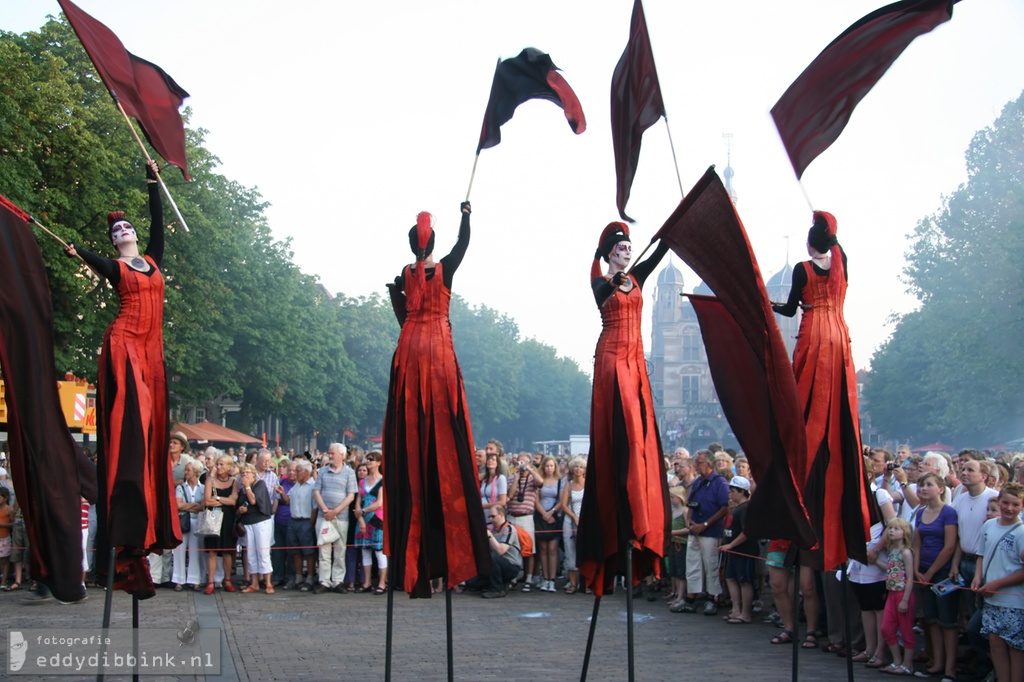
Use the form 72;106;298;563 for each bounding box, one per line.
681;449;730;615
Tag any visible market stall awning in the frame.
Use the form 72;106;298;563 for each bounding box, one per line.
171;421;262;445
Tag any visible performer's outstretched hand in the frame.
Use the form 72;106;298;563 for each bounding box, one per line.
146;160;159;183
461;201;471;215
64;243;78;258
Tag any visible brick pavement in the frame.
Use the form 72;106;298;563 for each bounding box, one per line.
1;582;883;681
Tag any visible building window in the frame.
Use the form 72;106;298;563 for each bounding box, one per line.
683;333;701;361
682;375;700;403
194;407;206;423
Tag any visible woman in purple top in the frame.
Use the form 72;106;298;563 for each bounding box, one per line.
912;472;959;680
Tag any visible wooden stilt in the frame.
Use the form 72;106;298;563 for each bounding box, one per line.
446;586;454;682
384;579;395;682
580;596;602;681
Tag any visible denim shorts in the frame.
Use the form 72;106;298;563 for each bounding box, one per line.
916;565;959;628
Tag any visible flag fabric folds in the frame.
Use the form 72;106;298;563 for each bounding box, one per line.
58;0;191;179
476;48;586;153
653;169;815;549
0;194;98;603
611;0;666;223
771;0;953;179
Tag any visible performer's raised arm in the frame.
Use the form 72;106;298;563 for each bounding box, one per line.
143;161;164;267
629;241;669;288
439;201;471;288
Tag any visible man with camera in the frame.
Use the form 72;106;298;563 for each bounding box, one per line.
464;505;522;599
507;451;541;590
870;448;905;510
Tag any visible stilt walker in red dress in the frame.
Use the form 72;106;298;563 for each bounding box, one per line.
381;202;490;681
65;161;180;600
772;211;871;572
577;222;670;681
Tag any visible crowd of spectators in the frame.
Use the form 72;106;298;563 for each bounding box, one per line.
2;440;1023;680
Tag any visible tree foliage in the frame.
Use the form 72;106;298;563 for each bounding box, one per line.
0;18;592;447
864;91;1024;445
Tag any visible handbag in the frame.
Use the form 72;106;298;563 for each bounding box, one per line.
177;485;192;533
195;507;224;537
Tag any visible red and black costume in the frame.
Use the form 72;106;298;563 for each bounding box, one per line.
577;223;670;596
772;211;871;570
73;174;179;598
382;207;489;598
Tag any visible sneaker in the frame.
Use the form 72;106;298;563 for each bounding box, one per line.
313;583;330;595
283;580;296;590
299;582;311;593
521;582;532;593
481;589;508;599
703;600;718;616
645;584;657;602
546;580;556;592
752;599;764;613
677;601;697;613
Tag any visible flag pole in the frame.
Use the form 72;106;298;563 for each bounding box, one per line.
27;216;94;272
113;99;190;232
465;152;480;202
662;114;685;201
797;179;815;212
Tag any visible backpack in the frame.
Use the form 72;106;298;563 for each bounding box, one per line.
513;524;534;557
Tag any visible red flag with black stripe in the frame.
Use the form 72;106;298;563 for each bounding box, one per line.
58;0;191;179
771;0;953;179
652;169;816;549
0;194;98;603
611;0;666;222
477;48;586;152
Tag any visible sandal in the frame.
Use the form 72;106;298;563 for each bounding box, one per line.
373;586;386;595
851;651;872;663
203;583;215;595
222;581;237;593
821;643;843;655
801;634;819;649
241;585;260;593
771;630;795;645
882;664;912;676
726;617;750;624
565;584;578;595
866;655;890;668
3;582;21;592
521;582;532;592
265;585;275;594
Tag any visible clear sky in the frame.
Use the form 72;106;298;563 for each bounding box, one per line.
7;1;1023;373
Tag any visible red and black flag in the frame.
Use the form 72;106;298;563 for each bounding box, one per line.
611;0;666;222
58;0;191;179
477;47;586;152
653;169;815;549
771;0;953;179
0;194;98;603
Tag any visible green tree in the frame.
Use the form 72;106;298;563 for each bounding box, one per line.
865;90;1024;445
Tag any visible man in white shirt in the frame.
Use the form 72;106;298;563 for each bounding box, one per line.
950;459;998;615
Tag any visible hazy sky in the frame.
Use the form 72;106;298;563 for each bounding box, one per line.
7;1;1023;373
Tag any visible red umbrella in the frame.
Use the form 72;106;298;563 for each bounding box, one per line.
911;443;954;453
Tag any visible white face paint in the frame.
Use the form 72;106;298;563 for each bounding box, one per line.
110;220;137;246
609;240;631;270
